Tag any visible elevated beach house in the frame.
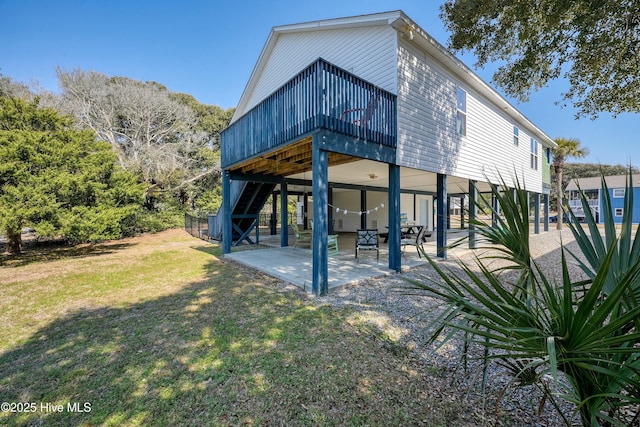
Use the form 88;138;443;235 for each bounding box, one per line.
217;10;555;295
566;174;640;224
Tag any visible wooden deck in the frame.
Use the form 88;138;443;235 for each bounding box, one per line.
221;58;397;175
219;58;402;296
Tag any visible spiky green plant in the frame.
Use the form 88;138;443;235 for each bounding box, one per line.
567;172;640;329
463;174;535;295
406;173;640;426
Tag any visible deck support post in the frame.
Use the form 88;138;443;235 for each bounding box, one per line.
360;189;367;229
534;192;541;234
469;180;477;249
492;193;500;229
328;185;334;234
388;164;401;272
303;193;309;230
543;193;550;231
271;192;278;235
222;170;232;254
280;182;288;247
312;134;329;296
413;194;417;222
437;174;448;259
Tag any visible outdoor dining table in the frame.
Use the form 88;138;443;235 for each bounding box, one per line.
382;224;424;243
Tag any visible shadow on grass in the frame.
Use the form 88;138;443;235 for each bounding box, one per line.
0;241;135;269
193;244;223;258
0;255;466;426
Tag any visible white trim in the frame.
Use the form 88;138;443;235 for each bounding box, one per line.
456;87;467;136
530;138;539;170
613;188;625;198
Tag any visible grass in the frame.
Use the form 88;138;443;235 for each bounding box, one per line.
0;229;487;426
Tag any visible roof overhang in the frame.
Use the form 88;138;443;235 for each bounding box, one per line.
231;10;555;148
388;12;555;148
232;11;403;123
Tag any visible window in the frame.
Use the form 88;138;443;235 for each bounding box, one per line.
513;126;519;146
546;147;552;164
456;87;466;136
530;138;538;170
613;188;625;198
615;208;624;216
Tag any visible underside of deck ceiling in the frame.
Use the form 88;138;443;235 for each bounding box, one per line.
229;136;359;177
228;136;498;195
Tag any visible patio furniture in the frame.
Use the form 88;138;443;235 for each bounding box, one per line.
340;93;379;128
401;225;427;258
308;219;339;255
382;223;426;243
355;229;379;262
292;223;312;248
327;234;339;257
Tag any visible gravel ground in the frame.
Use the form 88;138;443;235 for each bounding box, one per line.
227;227;629;425
314;229;587;426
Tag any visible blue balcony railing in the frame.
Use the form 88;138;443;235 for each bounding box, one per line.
221;58;397;169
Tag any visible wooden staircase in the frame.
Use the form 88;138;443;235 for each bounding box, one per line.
229;181;276;244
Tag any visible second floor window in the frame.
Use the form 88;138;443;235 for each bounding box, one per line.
530;138;538;170
513;126;519;146
456;87;466;136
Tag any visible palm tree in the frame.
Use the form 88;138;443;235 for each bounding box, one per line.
553;137;588;230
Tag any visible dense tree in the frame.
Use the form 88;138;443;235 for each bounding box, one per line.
55;69;218;198
0;73;33;100
440;1;640;117
170;92;234;151
3;69;233;217
552;138;588;229
562;163;640;189
169;92;234;211
0;97;144;253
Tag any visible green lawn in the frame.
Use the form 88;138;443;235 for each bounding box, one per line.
1;229;481;426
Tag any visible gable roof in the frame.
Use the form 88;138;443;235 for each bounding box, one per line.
232;10;555;148
565;174;640;191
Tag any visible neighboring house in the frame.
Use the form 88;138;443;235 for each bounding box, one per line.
565;175;640;224
218;10;555;295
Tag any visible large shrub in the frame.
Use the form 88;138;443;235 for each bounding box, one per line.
0;97;144;252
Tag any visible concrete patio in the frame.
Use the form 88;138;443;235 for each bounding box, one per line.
224;230;471;293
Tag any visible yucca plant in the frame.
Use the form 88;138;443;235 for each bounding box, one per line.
405;173;640;426
567;172;640;330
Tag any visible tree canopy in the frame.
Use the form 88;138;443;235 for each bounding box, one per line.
440;0;640;117
0;97;144;253
56;69;220;194
53;69;234;214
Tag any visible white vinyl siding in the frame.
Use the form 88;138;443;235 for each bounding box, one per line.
396;39;542;191
238;26;397;117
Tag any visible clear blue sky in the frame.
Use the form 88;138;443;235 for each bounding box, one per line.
1;0;638;168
